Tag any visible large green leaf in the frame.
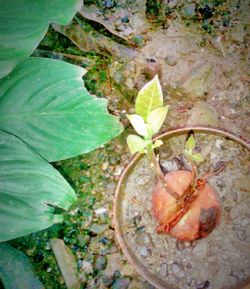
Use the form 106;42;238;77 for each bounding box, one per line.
0;57;123;162
0;130;77;242
0;0;82;79
0;243;44;289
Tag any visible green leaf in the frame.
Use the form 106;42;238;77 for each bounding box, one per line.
0;130;77;242
184;150;204;163
147;105;169;134
0;243;44;289
0;0;82;78
127;134;149;154
127;114;148;137
0;57;123;162
185;135;196;151
190;153;204;162
135;75;163;121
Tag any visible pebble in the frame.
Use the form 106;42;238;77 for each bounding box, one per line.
172;262;181;274
132;35;145;48
81;260;93;274
182;3;196;19
166;0;179;9
160;159;179;172
89;224;109;235
104;0;115;8
94;255;106;271
135;232;151;246
236;228;247;241
139;246;151;258
121;15;129;23
50;239;80;289
103;253;123;277
102;275;113;287
240;217;249;227
112;277;131;289
165;55;177;66
160;263;168;277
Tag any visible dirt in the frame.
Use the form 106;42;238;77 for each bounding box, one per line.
118;133;250;289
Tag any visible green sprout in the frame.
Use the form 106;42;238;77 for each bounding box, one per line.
126;75;183;200
184;135;204;163
126;75;168;156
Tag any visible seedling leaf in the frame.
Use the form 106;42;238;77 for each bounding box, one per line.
127;114;148;137
185;135;196;151
127;134;149;154
147;106;169;134
191;153;204;162
135;75;163;121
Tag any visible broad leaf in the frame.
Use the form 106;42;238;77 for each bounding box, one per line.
0;130;77;242
135;75;163;121
0;243;44;289
147;106;169;134
0;58;123;162
127;114;148;137
0;0;82;78
127;135;149;154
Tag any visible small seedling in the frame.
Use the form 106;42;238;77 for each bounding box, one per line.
126;75;168;155
126;76;226;241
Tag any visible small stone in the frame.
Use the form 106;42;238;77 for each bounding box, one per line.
236;228;247;241
102;275;113;287
81;260;93;274
109;156;120;165
112;277;131;289
166;0;179;9
160;263;168;277
102;162;109;170
95;207;107;216
160;159;179;172
51;239;80;289
77;235;90;247
114;166;122;176
133;35;145;48
182;4;196;19
172;262;181;274
241;217;249;228
89;224;109;235
94;255;106;271
139;246;151;258
103;253;123;277
121;15;129;23
165;56;177;66
121;263;135;277
104;0;115;8
135;232;151;246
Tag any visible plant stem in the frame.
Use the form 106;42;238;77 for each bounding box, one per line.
146;143;181;202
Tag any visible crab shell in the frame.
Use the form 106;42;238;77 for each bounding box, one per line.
152;170;221;241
